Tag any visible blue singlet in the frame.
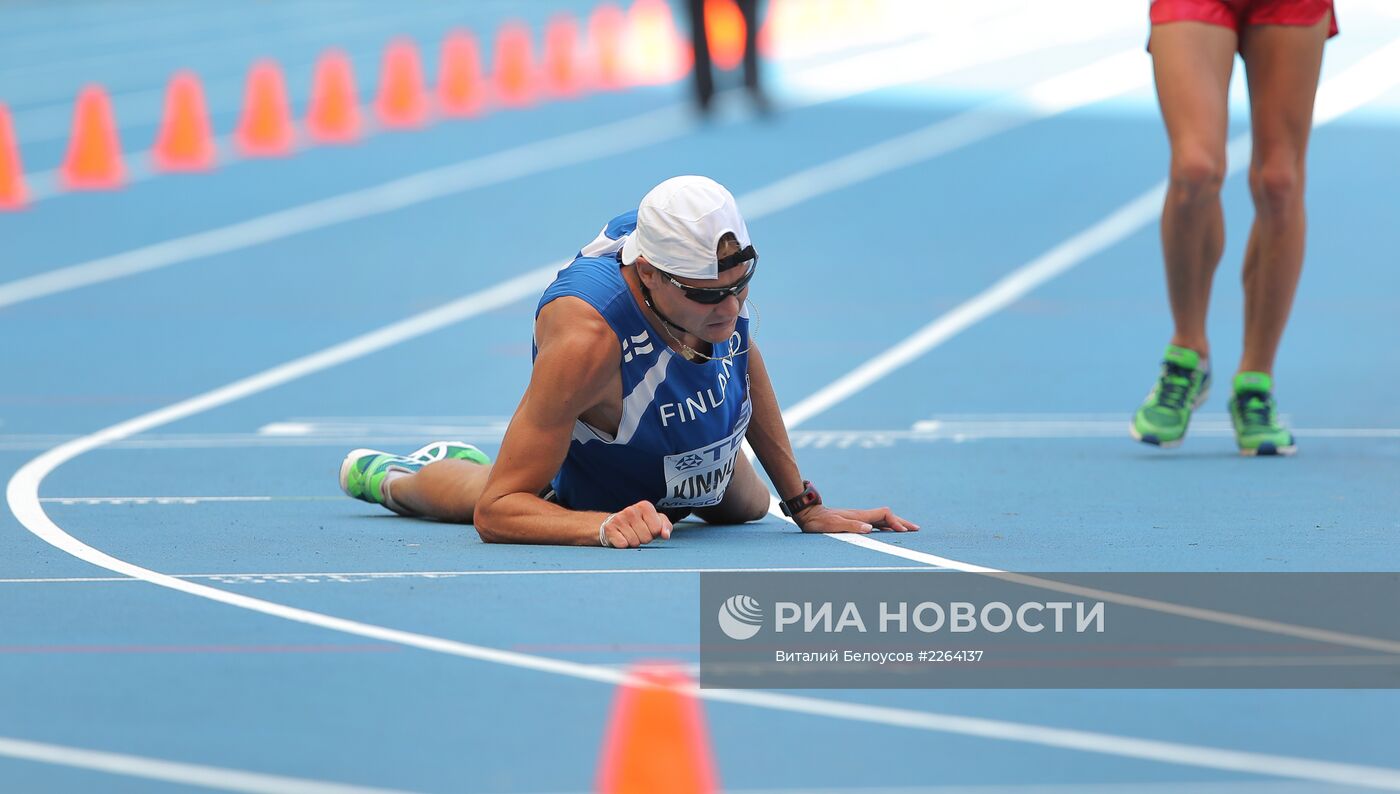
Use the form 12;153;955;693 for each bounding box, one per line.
533;211;752;514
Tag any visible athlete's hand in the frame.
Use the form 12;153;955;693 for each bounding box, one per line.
793;505;919;534
601;501;674;548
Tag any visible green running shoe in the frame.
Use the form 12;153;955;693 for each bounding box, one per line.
1132;344;1211;448
339;442;492;506
408;441;491;466
1229;372;1296;457
338;449;422;506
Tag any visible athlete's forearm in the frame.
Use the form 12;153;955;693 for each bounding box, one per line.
744;346;806;500
474;491;609;546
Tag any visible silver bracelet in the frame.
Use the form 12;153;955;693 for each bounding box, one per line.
598;513;617;548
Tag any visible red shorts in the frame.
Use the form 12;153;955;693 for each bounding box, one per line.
1150;0;1338;41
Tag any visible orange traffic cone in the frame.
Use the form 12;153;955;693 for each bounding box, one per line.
375;37;429;129
542;14;583;98
596;663;718;794
307;49;362;143
437;29;485;117
61;85;125;190
494;21;536;107
153;70;216;171
705;0;747;70
589;4;628;91
0;104;27;210
0;104;28;210
236;60;295;157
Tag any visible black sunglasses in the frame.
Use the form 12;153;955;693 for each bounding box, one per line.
655;248;758;305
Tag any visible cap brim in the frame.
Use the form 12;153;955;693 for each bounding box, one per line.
620;233;640;266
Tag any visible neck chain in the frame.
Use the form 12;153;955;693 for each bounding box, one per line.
638;283;759;363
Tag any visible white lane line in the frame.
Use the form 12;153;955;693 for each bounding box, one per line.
11;52;1399;790
780;180;1163;427
0;736;422;794
782;34;1400;429
497;783;1355;794
9;421;1396;454
835;499;1400;640
700;689;1400;792
740;48;1148;218
575;785;1365;794
41;496;278;505
787;424;1400;446
1313;35;1400;124
776;3;1138;108
0;566;939;585
806;522;1400;655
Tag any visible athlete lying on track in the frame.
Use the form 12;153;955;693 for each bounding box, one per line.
340;175;917;547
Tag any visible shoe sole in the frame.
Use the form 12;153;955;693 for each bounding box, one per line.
1131;385;1210;449
1239;440;1298;457
339;448;386;499
1129;424;1182;448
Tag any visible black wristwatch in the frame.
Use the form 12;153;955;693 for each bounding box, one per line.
779;481;822;518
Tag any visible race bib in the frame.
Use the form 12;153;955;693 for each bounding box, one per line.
657;404;751;509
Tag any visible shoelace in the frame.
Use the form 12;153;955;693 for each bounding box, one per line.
1156;362;1196;410
1236;391;1275;428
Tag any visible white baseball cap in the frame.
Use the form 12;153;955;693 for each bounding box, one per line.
621;175;753;280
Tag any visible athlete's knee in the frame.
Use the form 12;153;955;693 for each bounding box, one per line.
1248;159;1304;214
696;489;769;525
1164;144;1220;197
738;494;770;523
1168;150;1226;200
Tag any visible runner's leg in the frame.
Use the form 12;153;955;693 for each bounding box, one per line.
1152;21;1237;360
1236;14;1329;375
694;453;771;524
387;460;493;523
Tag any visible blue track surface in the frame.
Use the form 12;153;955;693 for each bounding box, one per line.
3;1;1400;792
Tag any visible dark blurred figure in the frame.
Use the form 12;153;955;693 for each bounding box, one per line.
687;0;768;114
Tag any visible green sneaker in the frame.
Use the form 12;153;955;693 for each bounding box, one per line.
338;449;422;506
1131;344;1211;448
1229;372;1296;457
339;441;492;506
408;441;491;466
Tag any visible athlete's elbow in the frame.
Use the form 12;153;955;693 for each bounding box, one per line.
473;496;506;543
